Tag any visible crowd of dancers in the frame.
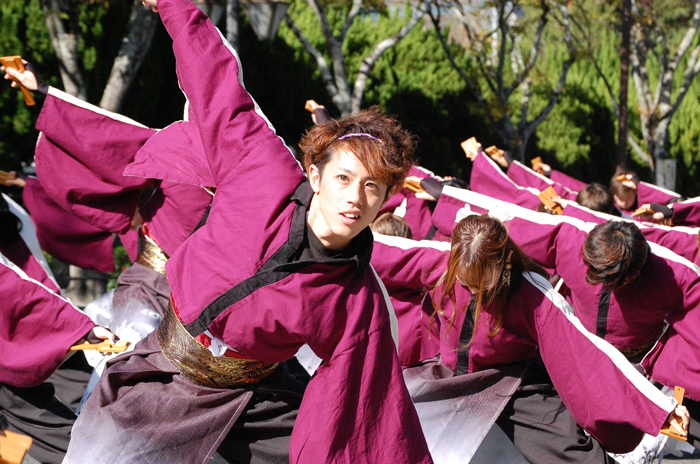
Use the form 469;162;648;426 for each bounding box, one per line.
1;0;700;462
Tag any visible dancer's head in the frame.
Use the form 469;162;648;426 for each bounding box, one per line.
576;183;615;214
435;215;546;337
582;221;649;291
301;108;415;250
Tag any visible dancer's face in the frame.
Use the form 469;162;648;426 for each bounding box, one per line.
308;148;389;250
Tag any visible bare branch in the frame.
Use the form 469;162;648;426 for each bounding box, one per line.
521;1;574;136
351;2;428;113
628;133;654;170
662;43;700;121
451;4;498;95
302;0;352;114
667;0;700;75
99;1;158;112
630;26;653;114
41;0;86;99
428;1;496;126
496;2;508;95
340;0;363;41
307;0;336;43
506;0;549;96
285;16;344;111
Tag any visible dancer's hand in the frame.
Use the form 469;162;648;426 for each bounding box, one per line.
141;0;158;13
1;59;38;91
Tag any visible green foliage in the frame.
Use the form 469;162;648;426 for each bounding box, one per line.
2;0;700;199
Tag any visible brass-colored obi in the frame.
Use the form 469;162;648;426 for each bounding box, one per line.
157;305;278;388
135;229;168;275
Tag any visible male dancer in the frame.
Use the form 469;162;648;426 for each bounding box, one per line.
64;0;431;462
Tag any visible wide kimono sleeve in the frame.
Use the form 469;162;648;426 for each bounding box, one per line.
637;181;680;206
157;0;306;318
402;166;442;240
371;234;448;366
524;272;675;453
431;186;585;271
550;169;587;192
0;253;95;388
506;161;578;200
563;202;700;267
672;196;700;227
371;233;450;289
22;176;118;273
469;153;543;210
641;249;700;402
34;88;156;233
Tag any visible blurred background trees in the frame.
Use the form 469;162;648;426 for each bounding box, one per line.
2;0;700;197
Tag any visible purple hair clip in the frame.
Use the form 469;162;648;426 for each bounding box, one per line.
337;132;388;150
338;133;379;142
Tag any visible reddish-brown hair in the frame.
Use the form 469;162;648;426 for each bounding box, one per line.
299;107;416;194
582;221;649;291
432;215;548;341
370;213;413;239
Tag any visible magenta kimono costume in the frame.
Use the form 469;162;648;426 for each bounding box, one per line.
671;196;700;227
22;176;127;274
549;168;587;192
0;254;94;388
0;211;95;462
637;181;681;206
432;187;700;406
64;1;431;463
370;234;445;367
377;165;440;240
370;231;677;456
562;201;700;267
506;160;578;200
469;152;543;210
34;87;211;337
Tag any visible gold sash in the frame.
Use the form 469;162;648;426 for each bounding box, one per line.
157;305;278;388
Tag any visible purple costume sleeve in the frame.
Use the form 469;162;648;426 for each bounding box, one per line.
637;181;680;206
22;176;117;273
519;273;673;453
34;88;155;233
469;152;543;210
403;166;441;240
0;254;95;388
550;169;587;192
125;120;215;187
672;196;700;227
377;190;406;216
563;201;700;267
138;180;212;258
507;161;578;200
371;234;448;367
438;187;700;402
156;1;431;462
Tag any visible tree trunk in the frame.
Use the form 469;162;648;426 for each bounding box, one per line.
652;121;675;190
41;0;86;99
99;1;158;112
617;0;631;170
226;0;240;50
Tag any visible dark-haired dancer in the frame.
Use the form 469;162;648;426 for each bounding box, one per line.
63;0;430;462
